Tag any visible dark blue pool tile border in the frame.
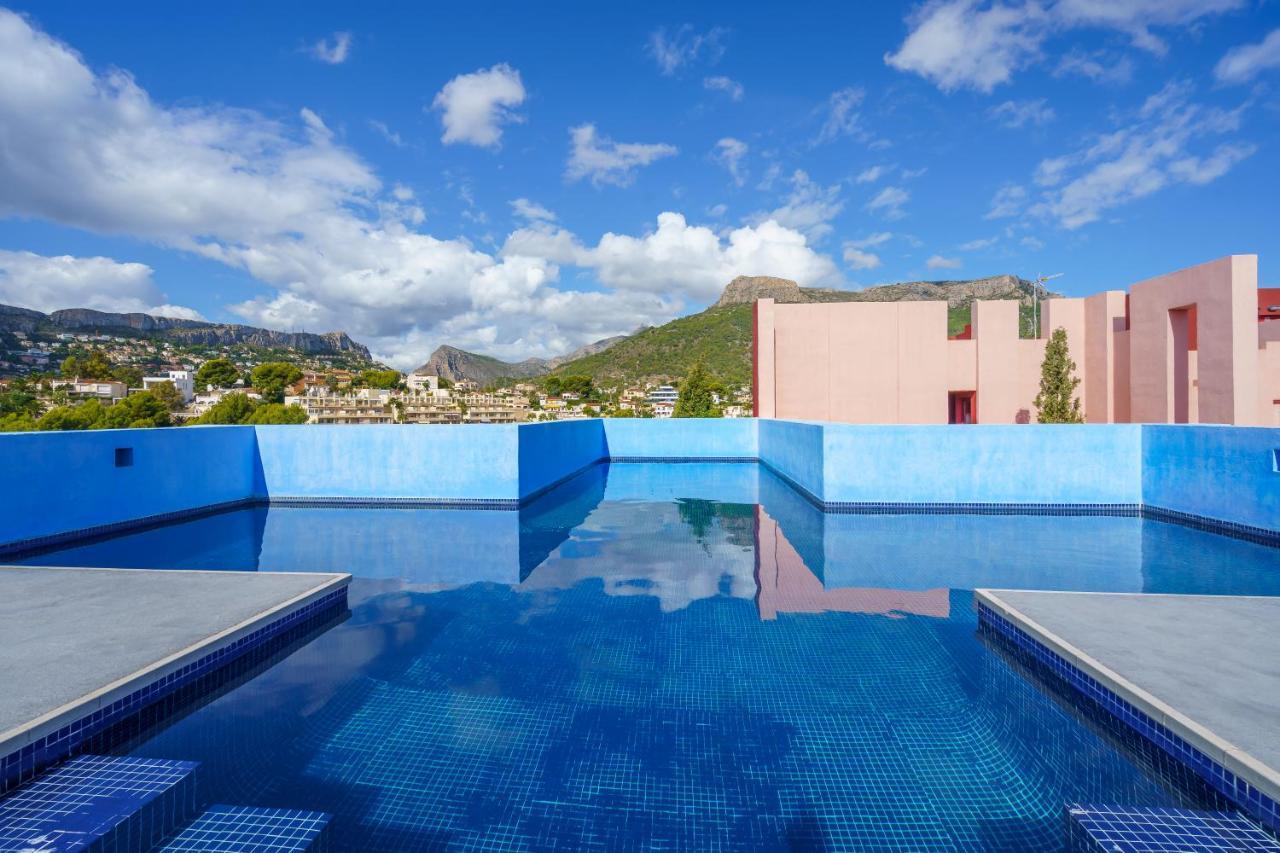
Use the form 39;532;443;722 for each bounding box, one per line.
608;456;759;463
0;586;348;796
977;602;1280;836
267;495;522;510
1141;505;1280;547
1065;803;1280;852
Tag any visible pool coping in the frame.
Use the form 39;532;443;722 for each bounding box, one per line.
976;588;1280;833
0;566;349;789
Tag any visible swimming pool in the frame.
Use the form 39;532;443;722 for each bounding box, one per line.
19;462;1280;850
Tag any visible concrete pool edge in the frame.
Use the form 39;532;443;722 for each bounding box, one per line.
976;588;1280;833
0;567;350;791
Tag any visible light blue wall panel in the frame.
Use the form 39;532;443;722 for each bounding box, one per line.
1142;425;1279;532
517;419;607;498
821;424;1143;505
757;419;825;500
254;424;520;500
601;418;758;458
0;426;257;547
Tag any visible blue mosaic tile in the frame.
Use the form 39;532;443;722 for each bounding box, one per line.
1067;804;1280;851
979;603;1280;837
158;805;331;852
0;589;348;795
0;755;197;853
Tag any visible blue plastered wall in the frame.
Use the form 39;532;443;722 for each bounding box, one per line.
1141;425;1279;532
0;425;258;546
601;418;758;459
757;419;825;501
253;424;521;501
517;419;608;499
819;424;1144;505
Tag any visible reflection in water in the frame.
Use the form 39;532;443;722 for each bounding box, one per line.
16;462;1280;852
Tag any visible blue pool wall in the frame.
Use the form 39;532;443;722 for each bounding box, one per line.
1;419;1276;551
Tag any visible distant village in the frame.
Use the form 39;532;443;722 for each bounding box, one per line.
0;329;752;428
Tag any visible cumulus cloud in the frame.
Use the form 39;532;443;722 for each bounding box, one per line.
431;64;526;148
856;165;886;184
703;75;744;101
749;170;844;241
0;11;845;367
565;124;677;187
866;186;910;220
0;250;200;317
885;0;1244;92
1027;81;1255;228
926;254;962;270
309;31;352;65
1215;29;1280;84
814;87;866;144
842;243;882;270
647;26;728;75
988;98;1055;128
713;138;749;186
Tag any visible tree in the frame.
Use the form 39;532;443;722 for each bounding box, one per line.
560;375;594;398
674;361;722;418
246;403;308;424
61;351;113;380
250;362;302;403
37;400;107;431
100;391;171;429
196;358;239;390
112;365;144;389
0;390;40;419
1034;327;1084;424
149;380;184;412
356;369;402;390
192;392;258;425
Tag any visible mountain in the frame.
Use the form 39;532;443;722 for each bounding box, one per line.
0;303;373;360
549;274;1057;387
414;334;629;384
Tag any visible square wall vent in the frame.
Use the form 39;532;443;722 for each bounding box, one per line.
114;447;134;468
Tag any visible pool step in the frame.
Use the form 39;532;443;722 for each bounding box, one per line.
0;754;199;852
1066;804;1280;852
157;805;331;852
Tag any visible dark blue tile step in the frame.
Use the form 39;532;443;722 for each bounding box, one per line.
0;755;198;852
1067;804;1280;852
157;805;331;852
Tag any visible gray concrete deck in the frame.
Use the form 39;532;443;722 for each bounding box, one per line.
0;566;348;753
978;589;1280;805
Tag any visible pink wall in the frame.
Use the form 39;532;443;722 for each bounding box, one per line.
753;255;1275;425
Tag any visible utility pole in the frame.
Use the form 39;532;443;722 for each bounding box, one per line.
1030;273;1063;338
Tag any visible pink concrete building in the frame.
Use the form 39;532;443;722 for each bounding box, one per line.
753;255;1280;425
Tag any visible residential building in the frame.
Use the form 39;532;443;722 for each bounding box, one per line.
51;379;127;401
648;385;678;406
286;388;396;425
143;370;195;403
753;255;1280;425
405;373;439;393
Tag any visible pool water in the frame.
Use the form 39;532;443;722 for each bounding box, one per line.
20;463;1280;851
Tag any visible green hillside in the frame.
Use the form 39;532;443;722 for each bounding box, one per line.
551;304;754;387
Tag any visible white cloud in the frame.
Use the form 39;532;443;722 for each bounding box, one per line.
815;87;866;144
849;232;894;249
926;254;962;270
1054;49;1134;84
0;11;836;367
842;244;882;270
503;213;841;302
985;184;1028;219
988;98;1055;128
510;198;556;222
565;124;678;187
309;31;351;65
713;137;748;186
0;250;200;317
749;170;844;241
647;26;728;75
1029;81;1255;228
703;75;744;101
856;165;886;184
885;0;1046;93
958;236;997;250
1021;235;1045;250
885;0;1244;92
369;120;404;147
866;186;909;220
1215;29;1280;84
431;64;525;148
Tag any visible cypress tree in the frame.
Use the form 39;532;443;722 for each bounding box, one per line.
673;361;721;418
1034;326;1084;423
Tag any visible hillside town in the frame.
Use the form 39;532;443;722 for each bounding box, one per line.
0;327;753;429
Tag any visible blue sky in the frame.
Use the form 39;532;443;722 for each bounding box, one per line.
0;1;1277;367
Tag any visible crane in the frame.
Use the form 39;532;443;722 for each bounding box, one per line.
1029;272;1063;338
